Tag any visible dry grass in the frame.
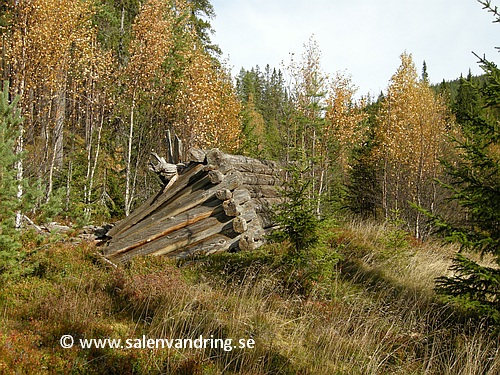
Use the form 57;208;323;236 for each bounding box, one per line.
1;220;499;374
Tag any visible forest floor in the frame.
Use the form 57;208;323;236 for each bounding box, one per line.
1;218;499;374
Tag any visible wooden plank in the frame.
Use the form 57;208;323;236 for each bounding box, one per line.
108;211;234;263
104;199;222;256
106;163;206;237
168;233;241;259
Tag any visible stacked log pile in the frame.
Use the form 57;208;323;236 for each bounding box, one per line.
103;148;282;264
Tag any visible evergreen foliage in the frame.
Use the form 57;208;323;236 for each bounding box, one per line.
0;81;23;277
271;156;319;253
433;55;500;321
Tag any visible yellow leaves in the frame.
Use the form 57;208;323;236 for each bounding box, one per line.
6;0;99;94
376;52;452;186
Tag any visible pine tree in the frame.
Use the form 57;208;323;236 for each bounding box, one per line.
0;81;24;277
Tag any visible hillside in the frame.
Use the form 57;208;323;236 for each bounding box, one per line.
1;219;499;374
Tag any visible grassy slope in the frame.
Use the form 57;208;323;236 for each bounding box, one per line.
1;220;499;375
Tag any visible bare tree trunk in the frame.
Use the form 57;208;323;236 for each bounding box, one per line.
125;90;136;216
46;86;65;203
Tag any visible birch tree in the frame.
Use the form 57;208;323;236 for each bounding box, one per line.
375;53;452;237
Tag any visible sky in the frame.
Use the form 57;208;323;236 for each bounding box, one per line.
210;0;500;97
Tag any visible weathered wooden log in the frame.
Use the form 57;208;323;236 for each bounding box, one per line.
232;189;251;205
228;162;281;175
238;201;258;223
188;148;206;163
222;199;241;217
243;185;281;198
115;171;240;243
241;173;280;186
208;170;224;184
107;164;207;238
215;188;232;201
239;224;265;252
108;170;241;248
104;145;284;262
166;129;175;164
107;211;234;263
232;216;248;234
149;152;178;185
170;233;241;259
253;198;281;212
173;134;182;163
104;198;223;256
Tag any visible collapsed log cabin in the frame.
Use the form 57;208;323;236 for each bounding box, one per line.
103;144;283;264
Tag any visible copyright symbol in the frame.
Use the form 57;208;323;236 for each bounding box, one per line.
60;335;74;349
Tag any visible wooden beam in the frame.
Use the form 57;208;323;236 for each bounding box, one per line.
107;211;234;263
169;233;241;259
104;199;223;256
106;163;206;237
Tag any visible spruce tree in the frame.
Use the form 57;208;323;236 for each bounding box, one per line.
0;81;24;277
434;55;500;321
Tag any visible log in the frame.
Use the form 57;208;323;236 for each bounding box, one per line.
188;148;206;163
216;188;232;201
110;171;238;244
243;185;280;198
173;134;183;163
238;201;258;222
106;163;206;237
166;129;174;164
222;199;241;217
107;211;234;263
170;233;241;259
239;219;275;252
229;162;281;175
241;173;280;186
103;198;222;256
232;216;248;234
253;198;281;213
208;170;225;184
149;152;178;185
232;188;251;205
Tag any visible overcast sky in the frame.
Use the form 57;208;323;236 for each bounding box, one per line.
210;0;500;97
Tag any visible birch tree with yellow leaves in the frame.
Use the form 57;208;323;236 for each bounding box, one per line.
376;53;453;238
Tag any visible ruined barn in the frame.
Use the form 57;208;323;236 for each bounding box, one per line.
103;145;282;264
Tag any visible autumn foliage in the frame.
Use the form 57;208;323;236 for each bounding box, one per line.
0;0;242;220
